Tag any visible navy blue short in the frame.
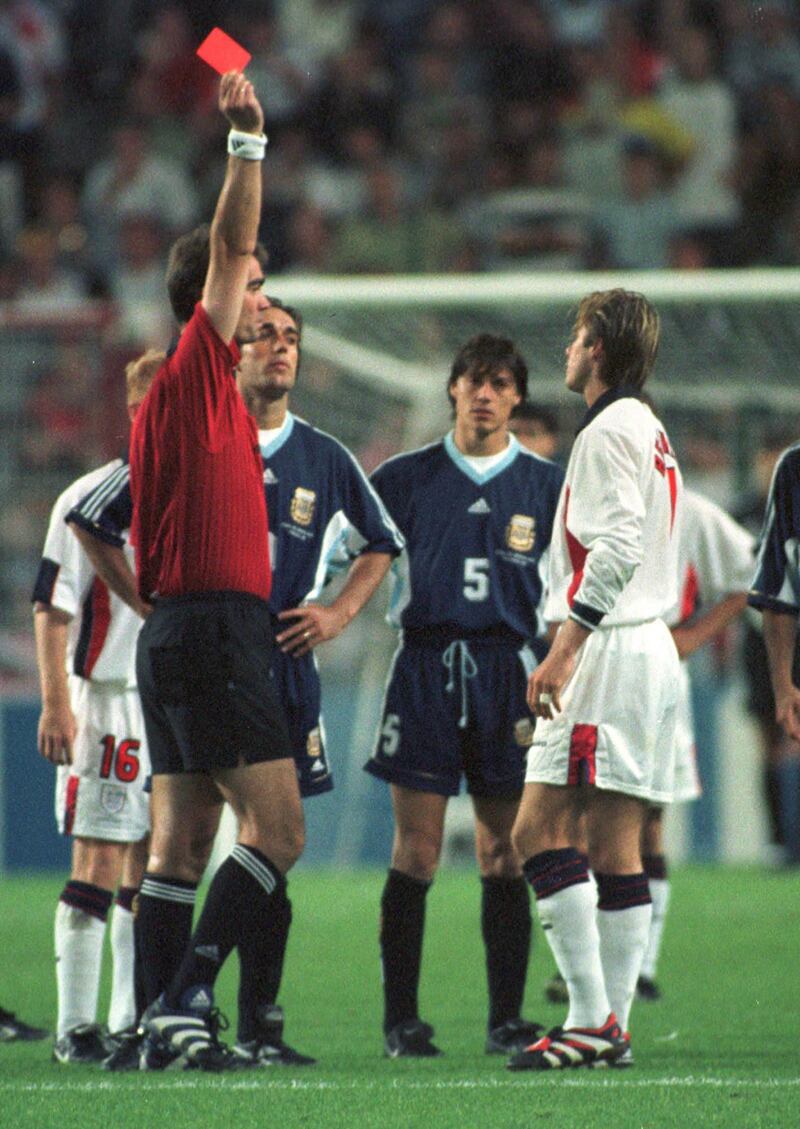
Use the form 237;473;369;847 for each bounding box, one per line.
271;645;332;798
364;632;537;798
137;591;292;775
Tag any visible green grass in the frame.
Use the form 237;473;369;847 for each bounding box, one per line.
2;866;798;1128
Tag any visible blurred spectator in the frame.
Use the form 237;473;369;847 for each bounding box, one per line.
591;134;680;269
656;20;740;244
484;0;574;110
666;228;713;270
277;0;364;73
0;0;66;133
733;77;800;263
328;161;467;272
108;212;171;347
34;173;94;287
462;130;590;270
14;224;87;315
231;4;318;133
0;42;23;255
307;18;399;160
133;4;215;121
81;117;198;277
509;401;561;460
19;342;102;475
282;203;334;273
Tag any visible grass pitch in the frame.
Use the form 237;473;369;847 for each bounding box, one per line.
1;866;798;1128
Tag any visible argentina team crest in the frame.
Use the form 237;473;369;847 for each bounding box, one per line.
290;487;316;526
506;514;536;552
514;718;534;747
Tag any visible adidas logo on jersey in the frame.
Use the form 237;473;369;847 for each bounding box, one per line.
468;498;491;514
263;468;278;484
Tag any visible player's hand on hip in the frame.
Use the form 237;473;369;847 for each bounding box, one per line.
219;70;264;135
37;705;77;766
276;603;346;656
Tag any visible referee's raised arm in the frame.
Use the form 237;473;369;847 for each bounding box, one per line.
203;70;267;344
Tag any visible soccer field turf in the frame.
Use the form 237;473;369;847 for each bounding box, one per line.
1;866;798;1129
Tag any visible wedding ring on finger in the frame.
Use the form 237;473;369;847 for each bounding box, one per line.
303;630;311;640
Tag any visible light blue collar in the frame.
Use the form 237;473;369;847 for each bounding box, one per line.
259;412;295;458
443;430;519;484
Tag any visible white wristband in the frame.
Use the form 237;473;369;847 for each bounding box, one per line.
227;129;268;160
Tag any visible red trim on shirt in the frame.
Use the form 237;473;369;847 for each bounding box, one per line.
563;487;589;608
83;578;111;677
568;724;597;785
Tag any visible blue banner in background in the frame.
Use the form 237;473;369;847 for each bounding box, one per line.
1;699;70;872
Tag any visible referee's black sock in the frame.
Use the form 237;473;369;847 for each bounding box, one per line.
136;874;197;1009
481;875;532;1030
165;844;285;1009
380;868;431;1033
236;889;292;1043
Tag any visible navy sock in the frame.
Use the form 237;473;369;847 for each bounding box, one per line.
481;875;531;1029
59;880;113;922
380;869;431;1033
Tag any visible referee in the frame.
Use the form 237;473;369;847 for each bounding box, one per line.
133;72;302;1070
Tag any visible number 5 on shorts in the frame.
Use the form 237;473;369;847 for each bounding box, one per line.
381;714;400;756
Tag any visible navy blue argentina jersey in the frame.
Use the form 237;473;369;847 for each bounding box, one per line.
371;432;564;657
260;413;403;607
749;441;800;616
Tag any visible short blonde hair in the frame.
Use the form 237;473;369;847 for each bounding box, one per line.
573;289;660;390
125;349;166;406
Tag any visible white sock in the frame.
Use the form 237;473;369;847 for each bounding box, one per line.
536;881;610;1029
54;902;107;1037
639;878;670;980
597;903;652;1033
107;904;136;1034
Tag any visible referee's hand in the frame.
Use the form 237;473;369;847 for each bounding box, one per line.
219;70;264;136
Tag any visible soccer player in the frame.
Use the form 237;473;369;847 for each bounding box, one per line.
32;350;161;1064
637;485;754;999
509;402;561;461
748;439;800;864
509;288;682;1071
365;334;564;1058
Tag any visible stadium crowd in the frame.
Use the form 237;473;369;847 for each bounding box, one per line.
2;0;800;289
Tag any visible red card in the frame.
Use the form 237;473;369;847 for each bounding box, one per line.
196;28;251;74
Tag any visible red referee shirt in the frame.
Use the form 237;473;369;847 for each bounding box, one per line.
130;303;271;602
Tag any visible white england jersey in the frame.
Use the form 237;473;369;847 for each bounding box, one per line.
667;487;755;628
545;391;682;630
32;460;141;687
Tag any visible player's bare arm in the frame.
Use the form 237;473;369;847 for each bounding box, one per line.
68;522;151;619
527;617;590;719
762;608;800;743
33;604;77;765
277;551;393;657
203;70;266;343
671;591;747;660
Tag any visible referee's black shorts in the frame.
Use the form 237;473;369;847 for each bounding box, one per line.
136;591;292;775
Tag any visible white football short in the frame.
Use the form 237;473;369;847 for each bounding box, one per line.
671;660;701;802
55;676;150;841
525;618;680;804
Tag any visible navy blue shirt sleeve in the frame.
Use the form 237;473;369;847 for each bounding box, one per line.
66;463;132;548
749;446;800;616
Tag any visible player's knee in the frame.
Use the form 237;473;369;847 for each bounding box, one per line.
72;840;124;889
476;838;519;878
392;832;441;881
